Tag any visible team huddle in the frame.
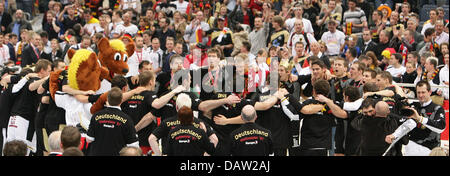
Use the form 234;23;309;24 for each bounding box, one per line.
0;0;449;156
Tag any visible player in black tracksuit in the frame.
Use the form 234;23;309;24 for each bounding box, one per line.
0;69;33;153
252;87;293;156
87;88;139;156
166;107;215;156
230;122;273;156
230;104;273;156
281;79;347;156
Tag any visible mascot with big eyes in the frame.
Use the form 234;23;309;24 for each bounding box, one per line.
49;37;134;131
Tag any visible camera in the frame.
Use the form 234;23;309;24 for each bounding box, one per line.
0;66;20;76
398;97;415;117
396;25;401;30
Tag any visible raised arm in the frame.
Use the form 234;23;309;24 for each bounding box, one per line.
198;94;241;112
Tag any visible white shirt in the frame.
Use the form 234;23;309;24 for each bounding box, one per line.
171;1;189;13
321;30;345;56
148;48;163;71
126;49;152;77
439;65;449;99
0;45;10;66
84;22;102;36
118;23;139;36
287;31;317;56
435;32;449;45
421;22;435;35
122;0;141;14
109;21;125;37
386;65;406;78
55;91;92;132
285;17;314;34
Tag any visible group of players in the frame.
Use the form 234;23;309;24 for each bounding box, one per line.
0;46;447;156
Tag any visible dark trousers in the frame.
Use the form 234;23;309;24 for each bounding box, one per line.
298;149;329;156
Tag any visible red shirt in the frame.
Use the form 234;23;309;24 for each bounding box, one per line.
249;0;263;12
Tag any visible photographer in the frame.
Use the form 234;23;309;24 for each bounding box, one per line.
386;80;446;156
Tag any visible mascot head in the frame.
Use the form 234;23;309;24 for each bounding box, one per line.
97;37;134;80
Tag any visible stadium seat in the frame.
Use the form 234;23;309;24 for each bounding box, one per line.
437;0;448;6
420;4;438;22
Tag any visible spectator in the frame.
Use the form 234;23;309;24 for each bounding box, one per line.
360;28;377;55
47;131;63;156
435;20;449;46
210;17;234;57
386;53;406;80
407;51;420;68
154;17;176;51
173;11;188;42
287;19;317;57
402;61;418;97
229;0;255;30
249;16;270;56
148;38;163;74
171;0;189;14
118;12;139;37
406;14;424;44
155;0;177;18
376;30;391;61
418;28;439;59
345;47;358;67
369;10;384;43
421;9;438;35
342;0;367;35
184;11;210;46
439;53;449;100
399;2;411;25
58;4;82;35
269;15;289;48
39;32;52;54
60;126;81;150
6;10;33;40
310;42;330;69
126;35;151;77
302;0;320;37
3;140;28;156
162;38;177;73
391;29;417;66
42;10;61;40
0;33;10;66
320;19;345;57
62;147;84;156
364;51;380;71
0;2;12;33
436;7;445;21
20;33;41;67
285;2;314;34
414;57;440;95
317;0;342;37
5;33;17;63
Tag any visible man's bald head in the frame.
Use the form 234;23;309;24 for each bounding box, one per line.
375;101;390;118
241;105;257;122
